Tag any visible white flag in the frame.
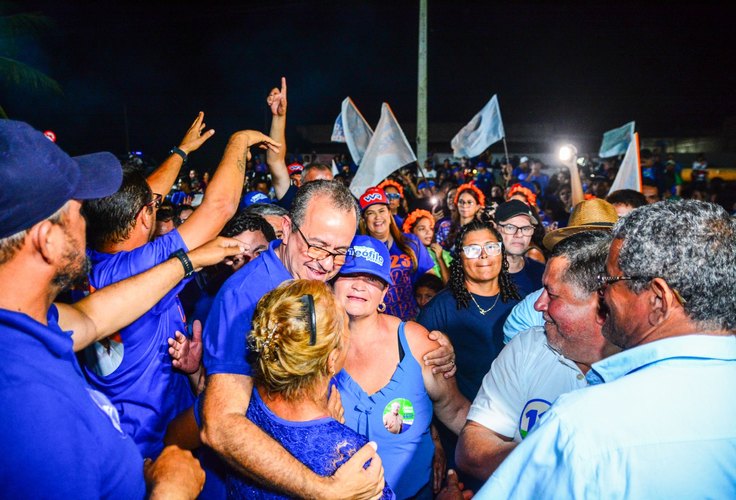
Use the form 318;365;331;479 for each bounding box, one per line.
451;94;505;159
608;132;641;195
599;121;635;158
331;159;340;176
341;97;373;164
331;112;346;142
349;103;417;198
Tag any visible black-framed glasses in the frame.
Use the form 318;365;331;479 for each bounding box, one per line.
462;242;503;259
498;223;535;236
292;222;351;265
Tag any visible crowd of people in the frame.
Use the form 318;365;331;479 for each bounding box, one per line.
1;76;734;499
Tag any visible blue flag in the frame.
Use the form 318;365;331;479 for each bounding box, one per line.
599;121;635;158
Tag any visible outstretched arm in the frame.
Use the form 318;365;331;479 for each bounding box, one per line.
201;373;385;500
177;130;280;250
266;77;291;199
147;112;216;196
57;237;245;351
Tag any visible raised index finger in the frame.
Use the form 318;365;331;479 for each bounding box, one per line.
280;76;287;98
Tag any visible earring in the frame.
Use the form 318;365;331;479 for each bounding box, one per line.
377;302;386;313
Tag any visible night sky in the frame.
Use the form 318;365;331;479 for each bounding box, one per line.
5;1;734;167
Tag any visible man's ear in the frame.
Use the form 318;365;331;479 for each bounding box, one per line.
32;220;61;265
138;207;153;231
281;215;292;244
648;278;676;325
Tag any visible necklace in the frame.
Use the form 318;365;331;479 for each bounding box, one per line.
470;292;499;315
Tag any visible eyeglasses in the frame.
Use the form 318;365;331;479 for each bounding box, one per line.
385;193;401;201
498;223;535;236
292;223;351;265
597;273;687;305
596;273;653;288
146;193;163;210
462;242;503;259
457;199;477;206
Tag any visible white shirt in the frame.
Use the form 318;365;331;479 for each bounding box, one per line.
467;326;587;441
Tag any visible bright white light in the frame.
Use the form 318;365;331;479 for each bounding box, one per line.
559;144;577;162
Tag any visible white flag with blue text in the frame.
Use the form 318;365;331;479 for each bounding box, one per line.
599;121;635;158
451;94;505;158
608;132;641;194
331;113;346;142
349;103;416;198
340;97;373;164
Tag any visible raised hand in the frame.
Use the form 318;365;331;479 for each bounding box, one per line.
266;77;287;117
179;112;215;155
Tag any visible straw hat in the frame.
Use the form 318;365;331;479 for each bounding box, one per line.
543;198;619;250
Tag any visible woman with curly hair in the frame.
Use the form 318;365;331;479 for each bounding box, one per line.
440;183;485;252
403;209;453;285
417;219;519;401
228;279;394;499
416;219;520;472
359;187;434;321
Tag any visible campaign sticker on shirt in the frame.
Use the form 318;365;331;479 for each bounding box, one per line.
382;398;414;435
519;398;552;438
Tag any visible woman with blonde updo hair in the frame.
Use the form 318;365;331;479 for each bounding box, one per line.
228;279;393;499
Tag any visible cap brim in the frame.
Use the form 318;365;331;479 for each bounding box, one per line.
72;152;123;200
542;224;613;251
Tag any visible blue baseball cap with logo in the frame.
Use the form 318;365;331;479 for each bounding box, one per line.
338;235;394;285
240;191;273;209
0;120;122;239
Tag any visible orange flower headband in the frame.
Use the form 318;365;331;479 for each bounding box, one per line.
402;209;434;234
454;182;486;206
377;179;404;198
507;184;537;207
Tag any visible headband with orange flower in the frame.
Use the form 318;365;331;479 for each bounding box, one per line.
402;209;434;234
454;182;486;207
507;184;537;207
377;179;404;198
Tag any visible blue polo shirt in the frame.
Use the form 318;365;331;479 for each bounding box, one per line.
203;239;292;376
0;306;145;498
83;229;195;459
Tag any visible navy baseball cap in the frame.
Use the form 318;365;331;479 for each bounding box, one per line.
0;120;122;239
338;235;394;285
494;199;537;224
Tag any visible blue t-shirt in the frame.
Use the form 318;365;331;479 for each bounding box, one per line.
83;229;195;459
226;389;394;499
510;258;545;299
0;306;145;498
336;322;434;499
203;239;292;376
417;289;517;401
385;233;435;321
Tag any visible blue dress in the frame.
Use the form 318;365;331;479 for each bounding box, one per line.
226;389;395;499
336;322;434;499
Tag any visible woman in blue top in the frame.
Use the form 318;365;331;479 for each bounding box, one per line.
358;187;435;321
226;279;394;499
333;235;470;499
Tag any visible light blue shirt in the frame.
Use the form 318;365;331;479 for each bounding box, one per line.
503;288;543;344
476;334;736;499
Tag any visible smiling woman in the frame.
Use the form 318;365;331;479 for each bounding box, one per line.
358;187;434;321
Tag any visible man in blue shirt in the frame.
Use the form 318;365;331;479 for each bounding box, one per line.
0;120;245;498
477;200;736;498
82;116;279;459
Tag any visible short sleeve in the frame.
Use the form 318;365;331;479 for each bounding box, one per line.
202;286;254;376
